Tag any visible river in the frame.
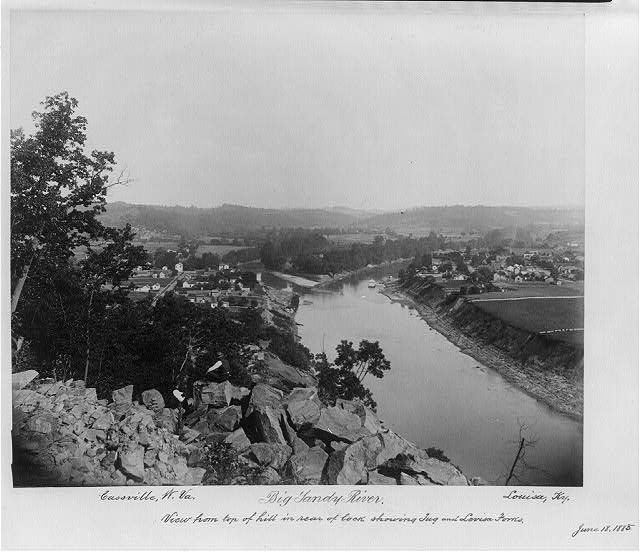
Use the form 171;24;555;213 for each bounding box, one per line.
264;267;583;486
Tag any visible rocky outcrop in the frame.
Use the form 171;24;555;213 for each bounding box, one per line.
12;367;472;486
12;378;204;486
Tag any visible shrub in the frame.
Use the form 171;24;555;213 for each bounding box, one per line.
199;442;263;485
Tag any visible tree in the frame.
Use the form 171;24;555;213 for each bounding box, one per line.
11;92;146;385
11;92;130;313
316;340;391;410
471;265;494;284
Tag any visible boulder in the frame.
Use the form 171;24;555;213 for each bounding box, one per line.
143;449;157;468
112;385;133;406
84;388;98;403
382;452;468;486
286;399;321;429
117;445;145;482
141;389;165;413
248;443;292;471
336;399;382;434
111;385;133;416
283;387;319;404
290;436;310;455
374;430;412;466
249;406;288;445
195;381;233;408
470;476;489;486
154;408;177;433
188;467;207;485
399;472;420;485
323;435;382;485
248;384;284;411
180;427;201;443
208;406;242;432
224;428;251;451
367;470;397;485
285;446;328;485
27;412;57;434
313;406;363;441
184;405;209;426
256;467;281;485
192;420;210;435
229;386;251;403
12;370;39;390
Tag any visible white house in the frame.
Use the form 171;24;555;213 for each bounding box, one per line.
151;283;161;291
137;285;151;292
175;262;184;273
162;265;168;271
182;281;192;289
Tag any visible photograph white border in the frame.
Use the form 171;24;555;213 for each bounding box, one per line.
1;1;637;550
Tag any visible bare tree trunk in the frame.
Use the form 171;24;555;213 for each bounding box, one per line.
83;289;95;383
505;437;525;485
11;263;32;313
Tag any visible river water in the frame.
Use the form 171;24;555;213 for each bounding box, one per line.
264;268;583;486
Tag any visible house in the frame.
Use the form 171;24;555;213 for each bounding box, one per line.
162;265;168;271
159;271;167;279
514;275;523;283
136;285;151;293
175;262;184;273
182;281;192;289
151;283;161;291
219;264;230;271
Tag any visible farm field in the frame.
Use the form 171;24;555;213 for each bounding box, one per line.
470;295;584;345
196;244;252;256
480;281;583;299
135;241;179;252
325;233;380;245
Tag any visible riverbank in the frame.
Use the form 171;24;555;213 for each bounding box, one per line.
380;283;583;421
314;258;412;290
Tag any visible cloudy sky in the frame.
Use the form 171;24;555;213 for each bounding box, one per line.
10;5;586;210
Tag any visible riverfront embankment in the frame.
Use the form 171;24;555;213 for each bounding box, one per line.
314;259;412;290
380;283;583;421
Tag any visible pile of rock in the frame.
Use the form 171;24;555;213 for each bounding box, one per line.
185;380;471;485
13;369;473;486
12;373;204;486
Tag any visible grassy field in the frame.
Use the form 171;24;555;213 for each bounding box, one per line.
195;244;251;256
135;241;179;252
325;233;380;245
482;281;583;299
471;296;584;345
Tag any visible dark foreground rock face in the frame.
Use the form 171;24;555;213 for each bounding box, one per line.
12;370;471;486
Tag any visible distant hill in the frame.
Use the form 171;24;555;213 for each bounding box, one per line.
101;202;584;238
100;202;370;236
354;205;584;235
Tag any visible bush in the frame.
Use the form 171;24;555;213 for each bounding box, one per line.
426;447;450;463
199;442;263;485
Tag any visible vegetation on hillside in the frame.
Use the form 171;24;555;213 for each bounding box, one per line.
315;340;391;411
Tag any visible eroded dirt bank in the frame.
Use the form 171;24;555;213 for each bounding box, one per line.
381;282;583;420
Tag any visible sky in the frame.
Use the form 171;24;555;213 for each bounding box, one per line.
10;5;586;210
